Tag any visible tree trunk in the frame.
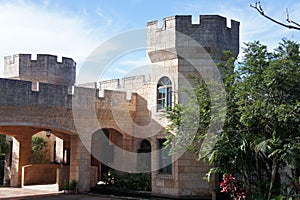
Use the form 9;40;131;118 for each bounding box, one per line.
267;158;278;200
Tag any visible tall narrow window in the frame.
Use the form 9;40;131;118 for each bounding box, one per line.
158;139;172;174
157;76;172;111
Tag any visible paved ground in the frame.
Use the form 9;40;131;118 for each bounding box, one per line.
0;187;145;200
0;187;61;200
26;194;129;200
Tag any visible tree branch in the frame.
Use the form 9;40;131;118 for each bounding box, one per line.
250;1;300;31
286;8;300;27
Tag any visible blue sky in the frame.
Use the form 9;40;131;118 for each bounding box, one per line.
1;0;300;82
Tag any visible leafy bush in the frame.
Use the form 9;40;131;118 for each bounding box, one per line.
103;170;151;191
64;179;78;190
220;174;247;200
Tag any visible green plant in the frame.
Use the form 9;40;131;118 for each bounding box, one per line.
63;179;78;191
63;180;70;190
103;170;151;191
69;180;78;190
220;174;247;200
0;134;9;155
165;40;300;199
31;136;48;164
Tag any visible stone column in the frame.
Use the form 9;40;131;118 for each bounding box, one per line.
10;137;19;187
69;135;91;192
10;135;32;187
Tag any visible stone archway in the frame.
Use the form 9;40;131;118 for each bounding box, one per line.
91;128;125;183
0;126;72;189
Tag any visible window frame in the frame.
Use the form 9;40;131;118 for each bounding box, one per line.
157;76;172;111
157;139;172;174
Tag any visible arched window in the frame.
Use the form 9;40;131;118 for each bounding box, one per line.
157;76;172;111
139;140;151;152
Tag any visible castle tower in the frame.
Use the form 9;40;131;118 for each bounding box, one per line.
147;15;239;62
147;15;239;197
147;15;239;101
4;54;76;88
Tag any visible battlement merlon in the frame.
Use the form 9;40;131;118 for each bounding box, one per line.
147;15;239;32
147;15;240;61
4;54;76;66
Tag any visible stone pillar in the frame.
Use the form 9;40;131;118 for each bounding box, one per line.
10;135;32;187
121;136;136;172
70;135;91;192
10;137;19;187
55;137;64;163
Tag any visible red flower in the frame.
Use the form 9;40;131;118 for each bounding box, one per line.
220;173;247;200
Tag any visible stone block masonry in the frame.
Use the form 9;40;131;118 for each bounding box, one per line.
0;14;239;199
147;15;239;63
4;54;76;87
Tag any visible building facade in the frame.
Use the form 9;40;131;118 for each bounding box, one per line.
0;15;239;198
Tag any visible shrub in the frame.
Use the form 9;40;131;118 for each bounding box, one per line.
220;174;247;200
64;179;78;191
103;170;151;191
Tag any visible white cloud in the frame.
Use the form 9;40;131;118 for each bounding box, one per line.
0;1;107;76
96;8;104;17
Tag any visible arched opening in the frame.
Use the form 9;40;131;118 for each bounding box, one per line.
137;139;151;172
157;76;172;111
91;129;123;183
0;134;10;186
139;139;151;152
0;126;71;190
30;131;68;165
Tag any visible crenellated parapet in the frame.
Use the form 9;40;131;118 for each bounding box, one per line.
0;77;136;112
0;78;73;108
147;15;239;62
4;54;76;87
99;75;150;91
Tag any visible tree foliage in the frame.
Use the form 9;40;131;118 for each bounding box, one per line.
31;136;48;164
165;39;300;199
0;134;9;156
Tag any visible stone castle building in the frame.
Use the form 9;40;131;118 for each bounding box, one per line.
0;15;239;198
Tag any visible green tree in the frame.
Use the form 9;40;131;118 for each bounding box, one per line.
31;136;48;164
0;134;9;156
165;40;300;199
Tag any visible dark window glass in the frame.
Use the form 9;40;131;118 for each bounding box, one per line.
158;139;172;174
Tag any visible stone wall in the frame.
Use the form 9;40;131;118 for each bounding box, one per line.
146;15;239;198
147;15;239;62
0;14;239;198
57;166;69;191
99;75;150;91
22;163;61;186
0;78;72;108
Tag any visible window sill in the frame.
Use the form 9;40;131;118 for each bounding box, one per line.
157;173;174;179
156;109;165;113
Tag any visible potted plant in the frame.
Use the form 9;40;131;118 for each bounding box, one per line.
63;180;78;194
